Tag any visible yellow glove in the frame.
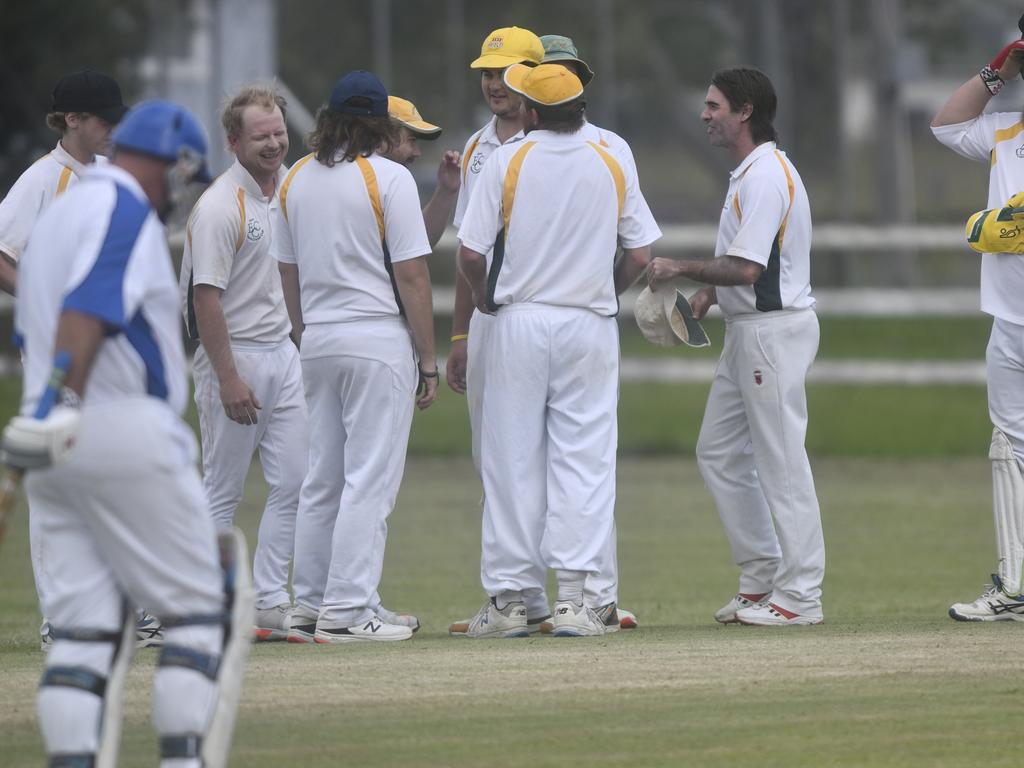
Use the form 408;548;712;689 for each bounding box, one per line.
966;191;1024;253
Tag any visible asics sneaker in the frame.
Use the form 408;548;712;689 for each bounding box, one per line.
449;598;528;639
735;601;822;626
136;612;164;648
254;603;293;641
714;592;769;624
287;604;319;644
949;574;1024;622
314;615;413;643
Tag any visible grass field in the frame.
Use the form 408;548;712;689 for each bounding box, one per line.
0;456;1014;767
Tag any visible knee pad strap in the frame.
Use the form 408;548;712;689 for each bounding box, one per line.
40;666;106;698
161;612;226;629
158;644;220;680
160;733;203;760
50;754;95;768
49;628;122;643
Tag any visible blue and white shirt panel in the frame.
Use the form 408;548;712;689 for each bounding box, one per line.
16;164;187;417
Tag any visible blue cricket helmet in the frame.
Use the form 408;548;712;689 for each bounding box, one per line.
112;100;212;182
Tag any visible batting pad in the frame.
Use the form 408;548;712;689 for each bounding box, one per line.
991;428;1024;596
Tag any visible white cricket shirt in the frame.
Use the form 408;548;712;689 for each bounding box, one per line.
453;116;524;229
933;114;1024;325
16;164;188;417
272;151;431;325
0;141;91;261
179;159;290;344
457;129;661;316
714;141;815;318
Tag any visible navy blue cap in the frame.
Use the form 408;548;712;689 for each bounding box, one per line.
329;70;388;116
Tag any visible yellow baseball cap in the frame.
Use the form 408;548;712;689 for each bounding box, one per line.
470;26;544;69
388;96;441;139
503;63;584;106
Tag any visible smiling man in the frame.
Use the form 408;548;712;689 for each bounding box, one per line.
179;83;308;642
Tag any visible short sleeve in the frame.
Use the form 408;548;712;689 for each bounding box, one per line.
187;193;240;289
0;168;47;261
456;150;504;255
617;162;662;250
725;171;789;267
382;167;431;263
271;202;296;264
931;113;1000;163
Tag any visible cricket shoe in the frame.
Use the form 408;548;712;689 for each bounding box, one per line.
948;575;1024;622
286;605;319;644
254;603;293;641
618;608;638;629
551;601;611;637
40;619;53;652
528;613;553;635
374;606;420;633
714;592;769;624
314;615;413;643
449;598;529;639
136;612;164;647
735;601;822;626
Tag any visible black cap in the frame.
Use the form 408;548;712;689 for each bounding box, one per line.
51;70;128;124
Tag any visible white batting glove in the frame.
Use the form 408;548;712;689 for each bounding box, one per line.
1;406;81;470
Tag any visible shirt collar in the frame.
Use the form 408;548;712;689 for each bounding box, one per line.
226;158;278;199
730;141;777;180
479;115;525;147
51;141;89;177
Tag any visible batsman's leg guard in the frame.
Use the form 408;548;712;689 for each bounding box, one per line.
153;529;252;768
38;607;135;768
992;428;1024;596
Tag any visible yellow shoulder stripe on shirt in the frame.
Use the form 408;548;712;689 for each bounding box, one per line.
279;153;314;222
462;136;482;182
992;122;1024;168
502;141;537;235
234;188;246;253
587;141;625;218
773;150;796;248
356;156;385;242
55;166;73;197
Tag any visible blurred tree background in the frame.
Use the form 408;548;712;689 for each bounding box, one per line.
3;0;1024;284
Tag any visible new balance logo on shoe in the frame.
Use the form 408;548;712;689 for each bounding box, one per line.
364;619;381;633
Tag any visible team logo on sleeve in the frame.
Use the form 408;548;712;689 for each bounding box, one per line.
1017;142;1024;159
247;217;264;242
470;152;485;174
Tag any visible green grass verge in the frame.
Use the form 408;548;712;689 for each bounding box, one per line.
0;457;1011;767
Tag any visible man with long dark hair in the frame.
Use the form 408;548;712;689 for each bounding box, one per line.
648;67;825;626
274;71;437;643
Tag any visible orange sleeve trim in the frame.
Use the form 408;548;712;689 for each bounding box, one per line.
773;150;796;248
55;166;73;197
502;141;537;236
234;188;246;253
356;156;385;243
279;153;314;223
462;136;482;182
587;142;626;218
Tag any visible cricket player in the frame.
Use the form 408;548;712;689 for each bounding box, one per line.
1;100;252;768
0;70;127;295
647;67;824;626
931;15;1024;621
384;95;462;248
457;63;660;637
274;70;437;643
180;84;307;641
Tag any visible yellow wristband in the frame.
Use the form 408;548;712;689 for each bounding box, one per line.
450;333;469;342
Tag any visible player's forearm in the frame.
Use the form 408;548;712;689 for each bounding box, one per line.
422;188;457;250
457;245;488;309
675;255;763;286
278;262;304;345
932;76;991;128
53;310;105;397
614;245;652;295
0;250;17;296
451;267;475;335
393;256;437;369
192;286;240;385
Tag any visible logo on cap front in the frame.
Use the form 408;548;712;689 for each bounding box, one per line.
487;36;504;49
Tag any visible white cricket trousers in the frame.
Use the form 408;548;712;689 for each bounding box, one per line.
292;318;416;627
988;318;1024;465
193;338;308;609
697;308;825;617
27;398;223;758
480;304;619;598
468;310;622;607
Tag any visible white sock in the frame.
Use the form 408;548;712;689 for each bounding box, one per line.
556;570;586;605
